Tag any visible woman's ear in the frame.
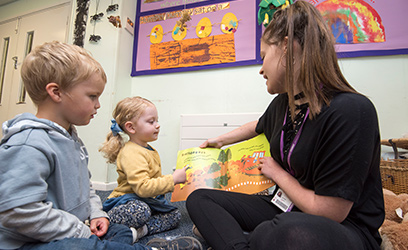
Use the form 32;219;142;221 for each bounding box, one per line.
283;36;289;54
124;121;136;134
45;83;62;103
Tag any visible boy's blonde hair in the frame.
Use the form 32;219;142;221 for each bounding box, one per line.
21;41;107;106
99;96;155;164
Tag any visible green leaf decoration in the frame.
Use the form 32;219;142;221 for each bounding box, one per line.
257;0;293;27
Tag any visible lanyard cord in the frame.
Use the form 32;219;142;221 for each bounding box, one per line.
280;106;309;176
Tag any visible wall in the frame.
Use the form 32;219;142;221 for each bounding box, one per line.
1;0;407;186
75;0;136;185
0;0;69;21
340;55;408;139
129;54;408;178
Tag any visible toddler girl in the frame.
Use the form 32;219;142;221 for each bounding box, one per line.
100;96;187;241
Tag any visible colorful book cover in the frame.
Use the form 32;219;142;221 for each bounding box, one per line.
171;134;274;202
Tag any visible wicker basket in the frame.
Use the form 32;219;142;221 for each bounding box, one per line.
380;138;408;194
381;138;408;150
380;159;408;195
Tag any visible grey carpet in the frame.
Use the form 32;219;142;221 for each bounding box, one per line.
96;190;209;248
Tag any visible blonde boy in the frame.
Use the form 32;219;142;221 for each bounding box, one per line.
0;41;201;250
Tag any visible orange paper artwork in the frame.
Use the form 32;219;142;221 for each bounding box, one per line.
150;33;236;70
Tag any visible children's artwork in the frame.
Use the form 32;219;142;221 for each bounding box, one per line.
317;0;385;44
309;0;408;57
171;134;274;202
196;17;212;38
131;0;407;76
132;0;262;76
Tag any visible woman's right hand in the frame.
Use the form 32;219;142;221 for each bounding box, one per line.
199;137;223;149
173;168;187;184
200;121;259;149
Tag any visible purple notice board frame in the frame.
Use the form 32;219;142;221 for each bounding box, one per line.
131;0;262;76
131;0;408;76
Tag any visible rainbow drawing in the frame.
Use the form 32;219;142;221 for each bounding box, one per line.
316;0;385;44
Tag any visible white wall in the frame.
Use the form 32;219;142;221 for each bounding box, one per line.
340;55;408;139
128;54;408;179
0;0;69;21
75;0;136;183
2;0;407;185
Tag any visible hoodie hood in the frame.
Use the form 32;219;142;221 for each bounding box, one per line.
1;113;73;144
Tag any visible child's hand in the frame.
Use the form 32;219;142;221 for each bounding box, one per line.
172;168;187;184
90;217;110;237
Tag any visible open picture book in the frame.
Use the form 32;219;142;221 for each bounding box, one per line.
171;134;274;202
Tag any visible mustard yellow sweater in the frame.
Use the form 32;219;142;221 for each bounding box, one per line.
108;141;174;199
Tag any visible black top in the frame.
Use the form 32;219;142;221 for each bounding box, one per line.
256;92;385;248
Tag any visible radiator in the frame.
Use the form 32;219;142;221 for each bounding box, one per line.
179;113;262;150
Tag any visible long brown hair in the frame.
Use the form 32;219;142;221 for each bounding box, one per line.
262;1;357;119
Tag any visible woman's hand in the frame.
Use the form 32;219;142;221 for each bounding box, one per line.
258;156;285;182
258;157;353;223
200;137;223;149
200;121;259;149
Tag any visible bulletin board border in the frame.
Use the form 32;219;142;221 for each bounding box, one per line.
131;0;262;76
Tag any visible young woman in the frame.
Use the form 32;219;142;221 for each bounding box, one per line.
186;1;384;249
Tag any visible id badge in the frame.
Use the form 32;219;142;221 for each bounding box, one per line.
271;188;294;212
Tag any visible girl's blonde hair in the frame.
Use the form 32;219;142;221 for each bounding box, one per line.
262;1;357;120
99;96;154;163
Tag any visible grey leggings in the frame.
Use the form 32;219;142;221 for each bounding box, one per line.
107;200;181;235
186;189;370;250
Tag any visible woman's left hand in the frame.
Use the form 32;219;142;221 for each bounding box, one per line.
258;157;353;223
258;156;284;181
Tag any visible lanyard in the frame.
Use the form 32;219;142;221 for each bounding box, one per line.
280;107;309;176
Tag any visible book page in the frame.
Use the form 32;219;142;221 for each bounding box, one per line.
171;134;274;202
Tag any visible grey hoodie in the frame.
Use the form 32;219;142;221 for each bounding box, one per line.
0;113;107;249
